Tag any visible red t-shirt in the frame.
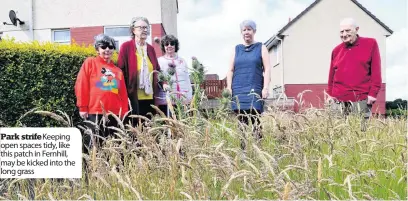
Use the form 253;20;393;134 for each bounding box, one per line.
75;56;129;117
327;36;382;102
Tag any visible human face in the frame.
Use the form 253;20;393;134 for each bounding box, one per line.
97;43;114;61
340;24;359;44
241;26;255;43
133;20;149;40
164;40;176;54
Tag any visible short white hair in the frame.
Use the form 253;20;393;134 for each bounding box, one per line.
340;18;358;28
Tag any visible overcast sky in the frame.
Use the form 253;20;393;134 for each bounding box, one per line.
175;0;407;101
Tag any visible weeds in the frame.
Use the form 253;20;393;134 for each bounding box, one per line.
0;97;406;200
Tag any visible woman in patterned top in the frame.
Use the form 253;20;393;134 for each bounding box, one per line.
156;34;193;115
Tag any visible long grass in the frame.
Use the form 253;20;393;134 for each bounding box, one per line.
1;101;407;200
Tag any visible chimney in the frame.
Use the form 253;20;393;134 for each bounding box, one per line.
288;17;291;22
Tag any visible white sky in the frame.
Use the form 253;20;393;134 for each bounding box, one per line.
176;0;407;101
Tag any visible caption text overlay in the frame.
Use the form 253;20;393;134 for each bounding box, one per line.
0;127;82;178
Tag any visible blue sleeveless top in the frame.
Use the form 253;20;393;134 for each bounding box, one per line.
231;42;264;112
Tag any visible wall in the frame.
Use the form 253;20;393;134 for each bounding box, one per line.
284;83;386;114
269;42;283;98
70;26;104;46
161;0;178;36
0;0;167;45
33;0;161;29
0;0;31;33
281;0;389;85
151;24;167;57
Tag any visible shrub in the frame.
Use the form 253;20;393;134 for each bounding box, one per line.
0;38;118;127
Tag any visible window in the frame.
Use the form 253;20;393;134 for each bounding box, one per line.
104;27;129;37
52;29;70;44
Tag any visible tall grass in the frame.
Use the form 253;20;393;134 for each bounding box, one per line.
1;99;406;200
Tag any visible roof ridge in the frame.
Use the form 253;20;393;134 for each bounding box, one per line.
265;0;393;49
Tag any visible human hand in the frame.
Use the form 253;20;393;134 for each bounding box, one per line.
262;88;269;99
367;96;377;105
79;112;88;119
226;87;232;94
327;95;338;104
163;84;171;91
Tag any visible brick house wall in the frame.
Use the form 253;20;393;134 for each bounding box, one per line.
70;26;104;47
284;83;386;115
70;23;166;58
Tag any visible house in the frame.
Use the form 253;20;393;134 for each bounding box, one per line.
0;0;179;57
265;0;393;115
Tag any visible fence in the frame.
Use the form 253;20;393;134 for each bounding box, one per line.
200;80;227;99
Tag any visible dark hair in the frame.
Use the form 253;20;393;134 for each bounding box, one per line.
93;33;116;50
160;35;179;53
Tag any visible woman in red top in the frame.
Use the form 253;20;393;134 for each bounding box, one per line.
75;33;129;154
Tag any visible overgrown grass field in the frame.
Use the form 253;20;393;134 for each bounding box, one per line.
1;102;406;200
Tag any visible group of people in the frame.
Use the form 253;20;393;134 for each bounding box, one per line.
74;16;193;153
75;15;382;153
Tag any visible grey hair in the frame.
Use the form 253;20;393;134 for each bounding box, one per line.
93;33;116;50
130;16;151;38
240;19;257;31
340;17;358;28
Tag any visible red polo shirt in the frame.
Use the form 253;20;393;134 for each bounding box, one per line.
327;36;382;102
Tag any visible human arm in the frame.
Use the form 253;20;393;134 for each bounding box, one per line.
157;57;170;91
151;50;168;91
118;70;129;118
74;58;92;119
261;44;271;99
226;48;235;93
183;59;193;102
327;50;336;98
117;43;129;92
368;39;382;104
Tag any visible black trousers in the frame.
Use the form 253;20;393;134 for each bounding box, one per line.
158;104;181;117
235;109;262;128
82;114;120;155
80;113;125;184
235;109;263;149
127;94;157;126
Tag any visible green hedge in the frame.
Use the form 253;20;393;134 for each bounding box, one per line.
0;38;118;127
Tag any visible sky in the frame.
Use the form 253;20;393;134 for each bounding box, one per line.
175;0;407;101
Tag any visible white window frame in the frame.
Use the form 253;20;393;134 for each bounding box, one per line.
104;25;152;50
52;29;71;44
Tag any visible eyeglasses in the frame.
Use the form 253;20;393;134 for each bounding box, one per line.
134;26;149;30
165;41;175;46
100;45;115;50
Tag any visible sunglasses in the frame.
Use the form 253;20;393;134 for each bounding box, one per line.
165;41;175;46
100;45;115;50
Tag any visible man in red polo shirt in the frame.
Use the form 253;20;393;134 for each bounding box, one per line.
327;18;382;131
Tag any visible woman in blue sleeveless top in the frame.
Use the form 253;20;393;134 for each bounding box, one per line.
226;20;271;148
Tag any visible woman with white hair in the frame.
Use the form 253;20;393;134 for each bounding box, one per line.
118;16;163;125
226;19;271;149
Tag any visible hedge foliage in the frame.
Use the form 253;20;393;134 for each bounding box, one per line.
0;38;118;127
